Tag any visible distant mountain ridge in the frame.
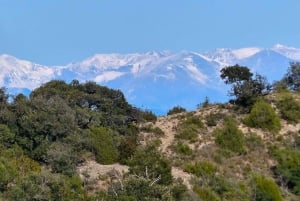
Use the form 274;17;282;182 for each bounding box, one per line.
1;44;299;114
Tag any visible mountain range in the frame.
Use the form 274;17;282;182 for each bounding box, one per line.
1;44;300;114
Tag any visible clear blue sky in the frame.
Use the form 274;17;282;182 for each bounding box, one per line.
1;0;299;65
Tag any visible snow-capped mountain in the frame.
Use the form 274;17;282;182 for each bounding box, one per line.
1;44;299;114
0;54;52;89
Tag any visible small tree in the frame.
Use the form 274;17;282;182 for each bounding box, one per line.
220;65;270;107
283;62;300;91
197;96;211;109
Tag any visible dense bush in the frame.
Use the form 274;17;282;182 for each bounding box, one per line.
193;175;249;201
294;133;300;150
184;160;217;178
0;80;180;200
5;172;85;201
252;174;283;201
205;113;224;127
173;141;193;156
0;146;41;192
205;114;217;127
244;100;281;132
167;106;186;115
214;117;245;154
0;124;15;148
127;143;173;185
97;176;188;201
276;94;300;123
90;127;120;164
193;186;220;201
282;62;300;91
271;147;300;195
46;142;77;176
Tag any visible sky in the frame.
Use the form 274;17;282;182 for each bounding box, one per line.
1;0;300;65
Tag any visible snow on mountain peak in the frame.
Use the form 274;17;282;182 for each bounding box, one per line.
1;45;300;114
272;44;300;60
185;64;208;84
75;53;138;71
0;54;57;89
232;47;261;60
274;44;287;49
202;48;236;66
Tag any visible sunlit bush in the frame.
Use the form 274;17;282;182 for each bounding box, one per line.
244;100;281;132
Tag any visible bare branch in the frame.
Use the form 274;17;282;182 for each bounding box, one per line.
149;175;161;186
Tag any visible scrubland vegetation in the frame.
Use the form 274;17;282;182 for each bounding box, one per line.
0;63;299;200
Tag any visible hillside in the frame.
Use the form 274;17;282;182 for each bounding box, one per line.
75;91;300;201
0;72;299;200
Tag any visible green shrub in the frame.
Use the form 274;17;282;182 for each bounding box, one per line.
151;127;164;136
214;117;245;154
0;124;15;148
252;174;283;201
244;100;281;132
175;116;205;142
46;142;77;176
276;94;300;123
104;176;187;201
294;134;300;150
193;186;220;201
206;114;217;127
141;110;157;123
282;62;300;91
171;178;188;200
271;148;300;195
209;176;249;201
173;141;193;156
90;127;119;164
176;124;199;142
167;106;186;115
205;113;224;127
6;172;85;201
184;160;217;177
127;144;173;185
140;125;164;136
191;170;249;201
0;161;13;191
184;116;204;127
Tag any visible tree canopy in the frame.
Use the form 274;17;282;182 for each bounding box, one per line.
282;62;300;91
220;64;271;107
220;64;253;84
